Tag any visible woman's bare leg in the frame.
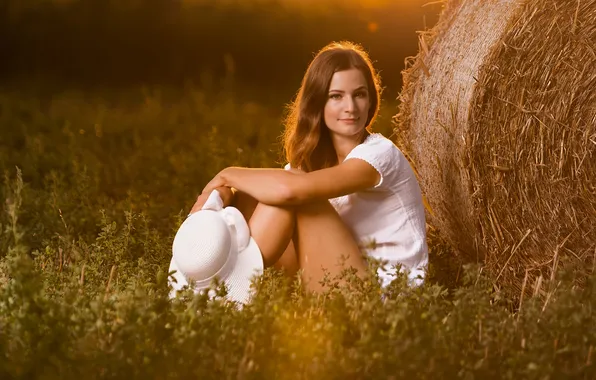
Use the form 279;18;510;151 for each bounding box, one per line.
292;201;367;292
272;241;299;278
246;198;367;292
234;191;299;276
233;190;259;221
247;202;295;267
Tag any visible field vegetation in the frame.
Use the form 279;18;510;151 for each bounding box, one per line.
1;79;595;379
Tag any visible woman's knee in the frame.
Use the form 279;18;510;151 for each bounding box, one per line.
294;199;336;216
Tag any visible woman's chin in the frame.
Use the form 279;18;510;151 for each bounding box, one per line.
329;125;366;139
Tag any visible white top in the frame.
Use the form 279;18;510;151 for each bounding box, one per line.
285;133;428;287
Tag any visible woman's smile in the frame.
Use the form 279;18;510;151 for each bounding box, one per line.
339;117;360;124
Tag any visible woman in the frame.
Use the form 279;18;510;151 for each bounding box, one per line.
189;41;428;292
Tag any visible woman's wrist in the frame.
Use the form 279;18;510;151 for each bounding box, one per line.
219;167;237;188
217;168;236;207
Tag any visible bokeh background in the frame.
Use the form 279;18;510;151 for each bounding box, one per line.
0;0;450;287
3;5;596;377
0;0;447;284
1;0;440;98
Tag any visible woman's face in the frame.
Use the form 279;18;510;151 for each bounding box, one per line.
323;68;370;139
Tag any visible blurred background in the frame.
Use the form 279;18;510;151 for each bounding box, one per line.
0;0;441;100
0;0;445;261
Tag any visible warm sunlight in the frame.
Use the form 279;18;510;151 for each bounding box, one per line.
181;0;403;11
3;0;594;377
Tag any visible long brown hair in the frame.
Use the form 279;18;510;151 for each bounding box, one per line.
282;41;382;172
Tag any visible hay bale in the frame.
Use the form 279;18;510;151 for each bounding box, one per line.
395;0;596;297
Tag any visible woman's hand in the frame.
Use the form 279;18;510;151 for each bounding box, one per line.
188;169;229;215
189;192;211;215
188;169;235;216
188;186;235;215
201;169;229;196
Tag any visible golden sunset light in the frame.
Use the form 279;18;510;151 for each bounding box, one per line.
3;0;592;377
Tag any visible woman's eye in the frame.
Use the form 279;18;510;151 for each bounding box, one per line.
329;94;342;100
355;92;368;98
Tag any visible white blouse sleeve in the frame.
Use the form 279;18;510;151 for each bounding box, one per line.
344;135;400;190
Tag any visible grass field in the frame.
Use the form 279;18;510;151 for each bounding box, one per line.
0;82;594;379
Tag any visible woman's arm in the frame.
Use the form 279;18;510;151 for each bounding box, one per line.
200;168;294;205
202;159;380;206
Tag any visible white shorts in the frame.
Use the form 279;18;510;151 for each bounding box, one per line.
364;245;428;289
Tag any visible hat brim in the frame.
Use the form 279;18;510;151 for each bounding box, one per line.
222;236;263;304
168;236;263;304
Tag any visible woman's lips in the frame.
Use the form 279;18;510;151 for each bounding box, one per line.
339;118;359;124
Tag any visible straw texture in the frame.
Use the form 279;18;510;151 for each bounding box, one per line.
395;0;596;296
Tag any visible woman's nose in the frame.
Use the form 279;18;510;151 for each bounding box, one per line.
344;96;356;112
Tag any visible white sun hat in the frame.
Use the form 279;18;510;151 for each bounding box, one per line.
168;189;263;304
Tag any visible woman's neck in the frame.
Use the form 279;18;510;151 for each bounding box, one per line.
331;130;369;163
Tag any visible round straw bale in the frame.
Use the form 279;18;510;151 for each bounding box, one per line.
395;0;596;297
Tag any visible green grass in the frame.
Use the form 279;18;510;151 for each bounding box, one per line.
0;82;594;379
